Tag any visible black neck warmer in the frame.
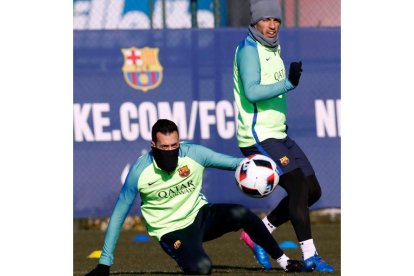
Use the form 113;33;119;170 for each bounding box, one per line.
152;147;179;173
248;25;279;50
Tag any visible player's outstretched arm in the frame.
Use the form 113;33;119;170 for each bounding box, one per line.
185;143;243;170
88;161;141;272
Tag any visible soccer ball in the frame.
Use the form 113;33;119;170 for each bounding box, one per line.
235;154;279;198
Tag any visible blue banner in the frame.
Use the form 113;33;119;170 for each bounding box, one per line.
74;28;340;218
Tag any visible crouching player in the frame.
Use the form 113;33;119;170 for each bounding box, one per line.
85;119;304;275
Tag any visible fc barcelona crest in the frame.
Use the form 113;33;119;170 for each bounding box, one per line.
121;47;163;92
178;165;190;178
279;156;290;166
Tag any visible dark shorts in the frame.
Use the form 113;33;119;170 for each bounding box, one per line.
240;136;315;176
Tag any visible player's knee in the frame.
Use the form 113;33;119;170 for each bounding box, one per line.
230;204;250;221
307;175;322;206
311;183;322;203
190;256;212;275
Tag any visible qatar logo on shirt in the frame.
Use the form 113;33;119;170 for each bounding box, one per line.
121;47;163;92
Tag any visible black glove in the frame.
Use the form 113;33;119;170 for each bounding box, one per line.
284;259;305;273
85;264;110;276
288;61;303;86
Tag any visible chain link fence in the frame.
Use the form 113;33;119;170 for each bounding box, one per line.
74;0;340;29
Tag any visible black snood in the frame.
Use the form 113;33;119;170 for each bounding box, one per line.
152;147;179;173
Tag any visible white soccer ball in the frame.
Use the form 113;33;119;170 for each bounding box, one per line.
235;154;279;198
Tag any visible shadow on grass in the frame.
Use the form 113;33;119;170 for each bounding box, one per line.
110;273;182;275
107;265;284;275
213;264;284;272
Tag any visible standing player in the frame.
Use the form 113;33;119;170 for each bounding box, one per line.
85;119;304;275
232;0;334;272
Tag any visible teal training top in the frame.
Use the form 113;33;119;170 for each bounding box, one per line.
233;34;296;147
99;142;243;266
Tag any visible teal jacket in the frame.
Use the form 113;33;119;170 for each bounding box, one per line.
233;34;296;147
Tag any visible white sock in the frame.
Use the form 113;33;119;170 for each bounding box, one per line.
262;217;277;233
299;239;317;260
276;254;290;270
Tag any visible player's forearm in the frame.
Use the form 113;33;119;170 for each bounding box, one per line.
99;200;133;266
243;79;294;103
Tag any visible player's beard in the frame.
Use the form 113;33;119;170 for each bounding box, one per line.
151;147;180;173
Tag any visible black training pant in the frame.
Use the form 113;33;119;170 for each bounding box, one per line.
240;137;322;241
159;204;284;275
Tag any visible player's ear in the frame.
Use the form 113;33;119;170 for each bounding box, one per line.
151;141;156;148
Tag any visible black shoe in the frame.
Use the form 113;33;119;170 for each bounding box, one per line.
284;259;305;273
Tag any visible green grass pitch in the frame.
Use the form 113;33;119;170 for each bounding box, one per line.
74;222;340;275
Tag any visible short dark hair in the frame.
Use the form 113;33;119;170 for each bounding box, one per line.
151;119;179;142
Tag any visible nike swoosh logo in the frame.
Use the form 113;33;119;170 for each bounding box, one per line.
266;57;270;61
148;181;157;186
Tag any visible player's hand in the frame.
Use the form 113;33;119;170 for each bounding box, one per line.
288;61;302;86
85;264;110;276
284;259;305;272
